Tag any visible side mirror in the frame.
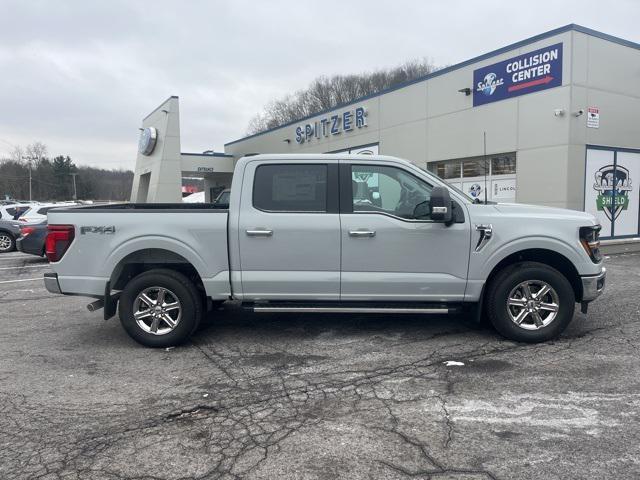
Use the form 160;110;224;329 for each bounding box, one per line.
429;186;453;224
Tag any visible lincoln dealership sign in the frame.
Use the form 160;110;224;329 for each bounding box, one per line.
295;106;367;144
473;43;563;106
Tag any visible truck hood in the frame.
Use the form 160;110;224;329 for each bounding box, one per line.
492;203;598;224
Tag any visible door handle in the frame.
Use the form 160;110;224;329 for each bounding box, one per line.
246;229;273;237
349;229;376;238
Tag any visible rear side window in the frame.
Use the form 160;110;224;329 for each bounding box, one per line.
253;164;327;212
37;207;51;215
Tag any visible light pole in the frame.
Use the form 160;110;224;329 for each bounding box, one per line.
70;173;78;201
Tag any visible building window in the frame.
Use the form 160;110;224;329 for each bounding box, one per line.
429;152;516;179
462;158;489;178
491;154;517;175
253;164;327;212
432;160;461;180
428;152;517;202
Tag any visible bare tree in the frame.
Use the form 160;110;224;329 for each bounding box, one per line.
246;58;438;134
9;146;24;163
25;141;48;167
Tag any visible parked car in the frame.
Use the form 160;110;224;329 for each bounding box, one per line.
44;154;605;348
182;191;204;203
0;203;34;221
0;219;22;253
18;204;72;223
17;222;48;256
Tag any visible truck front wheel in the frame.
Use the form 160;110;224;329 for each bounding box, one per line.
486;261;575;343
119;269;203;348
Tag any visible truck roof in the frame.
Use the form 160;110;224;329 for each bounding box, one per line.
236;153;414;170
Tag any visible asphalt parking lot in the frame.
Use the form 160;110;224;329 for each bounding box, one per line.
0;251;639;480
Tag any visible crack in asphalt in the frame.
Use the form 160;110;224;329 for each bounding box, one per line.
1;325;620;480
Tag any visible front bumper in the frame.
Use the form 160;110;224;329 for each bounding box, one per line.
44;272;62;294
581;267;606;302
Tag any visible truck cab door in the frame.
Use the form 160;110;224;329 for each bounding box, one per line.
235;161;341;301
339;160;471;302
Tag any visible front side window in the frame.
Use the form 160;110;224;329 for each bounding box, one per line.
217;191;230;205
253;164;327;212
351;165;433;220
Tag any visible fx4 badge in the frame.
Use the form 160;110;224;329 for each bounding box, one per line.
80;226;116;235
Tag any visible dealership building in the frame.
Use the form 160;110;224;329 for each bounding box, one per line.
131;24;640;239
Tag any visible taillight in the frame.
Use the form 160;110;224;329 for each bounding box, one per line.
46;225;75;262
20;226;35;237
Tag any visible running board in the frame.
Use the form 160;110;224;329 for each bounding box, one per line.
252;306;453;314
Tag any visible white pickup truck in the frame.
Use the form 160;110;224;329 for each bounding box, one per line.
44;154;605;347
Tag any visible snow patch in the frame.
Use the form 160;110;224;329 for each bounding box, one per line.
443;360;465;367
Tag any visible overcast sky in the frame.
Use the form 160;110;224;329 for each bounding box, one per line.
0;0;638;169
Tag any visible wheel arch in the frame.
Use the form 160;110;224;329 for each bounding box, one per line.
485;249;583;302
110;248;205;293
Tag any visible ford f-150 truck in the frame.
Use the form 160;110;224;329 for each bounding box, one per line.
44;154;606;347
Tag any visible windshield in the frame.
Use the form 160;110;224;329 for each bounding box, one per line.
416;166;475;202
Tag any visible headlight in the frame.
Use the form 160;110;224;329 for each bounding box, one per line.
580;225;602;263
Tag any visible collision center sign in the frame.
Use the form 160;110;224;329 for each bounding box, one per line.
473;43;563;106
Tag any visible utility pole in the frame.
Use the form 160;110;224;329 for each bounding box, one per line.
70;173;78;201
22;155;34;202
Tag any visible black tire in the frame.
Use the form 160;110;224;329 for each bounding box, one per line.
486;261;575;343
118;268;203;348
0;232;16;253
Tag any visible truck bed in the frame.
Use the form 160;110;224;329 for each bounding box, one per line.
47;205;231;299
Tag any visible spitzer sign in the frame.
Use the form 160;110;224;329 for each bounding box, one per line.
473;43;563;106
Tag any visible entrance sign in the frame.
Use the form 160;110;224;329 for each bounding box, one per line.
473;43;563;106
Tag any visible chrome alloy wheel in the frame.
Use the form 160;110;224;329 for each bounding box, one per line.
133;287;182;335
0;234;12;252
506;280;560;330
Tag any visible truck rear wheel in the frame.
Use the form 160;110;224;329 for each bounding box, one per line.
486;261;575;343
118;269;202;348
